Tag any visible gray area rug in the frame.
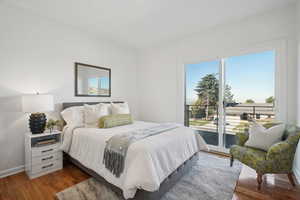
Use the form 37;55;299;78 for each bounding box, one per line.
56;152;242;200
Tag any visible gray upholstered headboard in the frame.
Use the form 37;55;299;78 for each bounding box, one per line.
62;101;124;110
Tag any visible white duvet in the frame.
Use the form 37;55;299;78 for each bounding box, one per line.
61;121;208;199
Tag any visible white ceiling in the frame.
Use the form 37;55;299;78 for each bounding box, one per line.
2;0;296;49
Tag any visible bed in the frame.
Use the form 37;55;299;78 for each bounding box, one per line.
61;102;208;200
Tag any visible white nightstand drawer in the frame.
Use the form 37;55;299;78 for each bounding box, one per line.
25;132;63;179
32;152;62;166
31;143;60;157
31;160;62;174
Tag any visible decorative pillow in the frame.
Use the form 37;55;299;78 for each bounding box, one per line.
111;102;130;115
61;106;84;126
84;103;110;128
99;114;133;128
245;122;285;151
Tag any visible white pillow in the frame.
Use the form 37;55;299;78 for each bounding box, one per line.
61;106;84;126
245;122;285;151
111;102;130;115
84;103;110;128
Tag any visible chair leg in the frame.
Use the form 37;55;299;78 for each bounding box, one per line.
257;173;263;190
287;172;296;187
230;155;234;167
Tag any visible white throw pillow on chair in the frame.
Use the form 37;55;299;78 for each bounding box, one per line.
245;122;285;151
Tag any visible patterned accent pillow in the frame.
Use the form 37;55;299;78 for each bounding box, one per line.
99;114;133;128
84;103;110;128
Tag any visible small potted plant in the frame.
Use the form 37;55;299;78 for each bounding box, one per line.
46;119;56;133
46;119;64;133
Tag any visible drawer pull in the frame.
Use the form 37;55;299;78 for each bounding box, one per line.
41;149;53;153
42;156;53;161
42;164;54;169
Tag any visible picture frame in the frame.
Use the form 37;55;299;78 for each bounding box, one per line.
75;62;111;97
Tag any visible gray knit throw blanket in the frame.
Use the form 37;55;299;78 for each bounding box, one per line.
103;123;179;177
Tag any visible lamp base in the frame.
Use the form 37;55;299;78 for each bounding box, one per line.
29;113;46;134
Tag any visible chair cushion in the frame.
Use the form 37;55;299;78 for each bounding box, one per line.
230;145;267;172
230;124;300;174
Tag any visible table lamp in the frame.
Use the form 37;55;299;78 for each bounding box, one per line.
22;94;54;134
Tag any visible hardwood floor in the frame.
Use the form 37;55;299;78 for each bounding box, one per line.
0;164;89;200
233;165;300;200
0;160;299;200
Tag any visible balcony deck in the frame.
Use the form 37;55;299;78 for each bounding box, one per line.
186;103;275;148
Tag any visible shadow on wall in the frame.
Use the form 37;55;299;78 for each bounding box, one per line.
47;103;64;121
0;94;28;171
0;94;64;135
0;95;23;112
0;58;74;171
0;90;63;171
0;95;27;138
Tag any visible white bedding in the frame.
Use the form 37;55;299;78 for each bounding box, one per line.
61;121;208;199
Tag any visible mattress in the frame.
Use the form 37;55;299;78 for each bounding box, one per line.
61;121;208;199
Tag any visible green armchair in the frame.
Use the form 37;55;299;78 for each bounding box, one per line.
230;123;300;189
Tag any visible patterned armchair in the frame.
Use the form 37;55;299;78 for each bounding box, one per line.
230;123;300;189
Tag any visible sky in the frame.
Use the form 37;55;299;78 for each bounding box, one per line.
185;50;275;104
88;77;109;89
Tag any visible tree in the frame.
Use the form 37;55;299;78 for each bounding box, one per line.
190;99;202;118
194;74;219;119
194;73;235;119
265;96;274;104
245;99;255;104
224;85;234;103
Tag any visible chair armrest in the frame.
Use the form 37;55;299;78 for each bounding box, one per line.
236;131;249;146
266;141;291;161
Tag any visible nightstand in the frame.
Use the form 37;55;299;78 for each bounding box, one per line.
25;131;63;179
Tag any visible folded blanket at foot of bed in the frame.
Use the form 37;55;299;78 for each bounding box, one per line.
103;123;179;177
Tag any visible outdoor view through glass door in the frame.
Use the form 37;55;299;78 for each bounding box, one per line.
185;50;275;152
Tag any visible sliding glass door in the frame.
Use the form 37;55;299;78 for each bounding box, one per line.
185;60;220;147
185;50;275;152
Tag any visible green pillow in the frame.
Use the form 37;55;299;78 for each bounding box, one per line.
99;114;133;128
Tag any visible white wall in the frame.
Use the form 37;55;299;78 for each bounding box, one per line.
137;5;297;125
297;0;300;126
294;0;300;183
0;4;139;176
138;4;300;181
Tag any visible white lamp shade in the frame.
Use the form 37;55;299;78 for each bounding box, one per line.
22;94;54;113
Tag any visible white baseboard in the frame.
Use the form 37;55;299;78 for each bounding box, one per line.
0;165;24;178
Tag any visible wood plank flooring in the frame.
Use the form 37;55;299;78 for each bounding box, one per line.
0;158;299;200
233;165;300;200
0;164;89;200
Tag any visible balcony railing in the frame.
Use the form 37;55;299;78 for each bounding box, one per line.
184;104;274;127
